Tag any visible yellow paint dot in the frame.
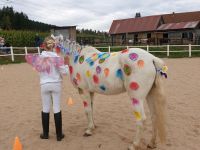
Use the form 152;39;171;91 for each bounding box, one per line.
111;52;117;56
162;65;168;73
86;70;91;77
133;111;142;121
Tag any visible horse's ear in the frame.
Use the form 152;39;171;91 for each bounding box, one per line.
51;34;55;39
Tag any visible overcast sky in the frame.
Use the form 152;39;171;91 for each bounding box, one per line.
1;0;200;31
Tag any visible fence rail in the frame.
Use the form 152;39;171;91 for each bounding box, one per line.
0;44;200;62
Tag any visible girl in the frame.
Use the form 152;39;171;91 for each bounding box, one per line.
26;36;68;141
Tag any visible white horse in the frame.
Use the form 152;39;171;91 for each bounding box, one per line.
54;35;167;150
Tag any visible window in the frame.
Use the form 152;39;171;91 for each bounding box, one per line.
182;32;188;38
147;33;151;38
163;33;168;38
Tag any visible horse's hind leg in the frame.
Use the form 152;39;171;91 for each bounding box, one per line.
127;95;147;150
147;95;157;149
78;88;95;136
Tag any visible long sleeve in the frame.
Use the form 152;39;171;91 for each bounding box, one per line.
59;65;69;75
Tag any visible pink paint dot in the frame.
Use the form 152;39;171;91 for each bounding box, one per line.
129;82;139;90
93;75;99;84
132;98;139;105
83;101;88;107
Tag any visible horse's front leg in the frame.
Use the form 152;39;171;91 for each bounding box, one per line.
78;88;95;136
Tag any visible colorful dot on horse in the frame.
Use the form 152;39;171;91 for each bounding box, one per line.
129;53;138;61
93;75;99;84
132;98;139;105
104;68;110;77
79;55;84;64
129;82;139;90
73;78;78;86
96;66;102;74
69;66;73;74
121;49;129;53
99;85;106;91
100;53;110;59
74;55;79;63
133;111;142;121
116;69;123;80
123;64;132;76
83;101;88;107
89;61;94;66
86;70;91;77
137;60;145;68
111;52;117;56
76;73;81;82
99;59;105;64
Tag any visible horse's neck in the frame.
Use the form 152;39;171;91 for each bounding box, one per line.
80;46;100;55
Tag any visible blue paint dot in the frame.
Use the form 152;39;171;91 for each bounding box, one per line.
74;55;79;63
100;85;106;91
116;69;123;80
89;61;94;66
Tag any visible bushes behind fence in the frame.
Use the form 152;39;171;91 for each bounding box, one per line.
0;30;49;47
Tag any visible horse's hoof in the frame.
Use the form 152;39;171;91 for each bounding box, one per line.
83;133;92;137
147;144;156;149
128;145;135;150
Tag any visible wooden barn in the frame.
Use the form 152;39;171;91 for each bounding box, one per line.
109;11;200;45
51;26;76;41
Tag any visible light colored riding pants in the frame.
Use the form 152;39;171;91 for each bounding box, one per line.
41;82;61;113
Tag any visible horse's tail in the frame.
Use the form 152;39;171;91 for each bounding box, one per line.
149;56;167;143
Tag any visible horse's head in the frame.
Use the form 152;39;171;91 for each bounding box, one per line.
51;34;81;56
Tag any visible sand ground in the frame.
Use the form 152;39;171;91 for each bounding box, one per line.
0;58;200;150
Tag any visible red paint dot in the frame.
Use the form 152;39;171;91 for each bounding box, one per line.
69;66;73;74
129;82;139;90
121;49;129;53
93;75;99;84
83;101;88;107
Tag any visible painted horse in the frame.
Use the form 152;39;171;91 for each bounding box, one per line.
54;35;167;150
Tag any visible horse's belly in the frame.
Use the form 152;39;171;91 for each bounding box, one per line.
93;79;126;95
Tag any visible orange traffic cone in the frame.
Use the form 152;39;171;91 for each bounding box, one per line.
13;136;22;150
67;97;74;106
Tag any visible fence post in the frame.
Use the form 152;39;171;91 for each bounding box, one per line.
189;44;191;57
108;46;111;53
25;47;28;55
37;47;40;54
127;46;129;49
167;45;170;57
147;45;149;52
10;46;14;62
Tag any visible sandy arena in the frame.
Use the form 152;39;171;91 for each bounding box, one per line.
0;58;200;150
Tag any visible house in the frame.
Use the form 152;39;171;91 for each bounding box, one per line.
109;11;200;45
51;26;76;41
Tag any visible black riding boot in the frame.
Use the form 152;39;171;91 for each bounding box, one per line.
54;111;65;141
40;111;49;139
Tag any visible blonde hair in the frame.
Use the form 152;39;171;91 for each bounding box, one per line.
43;36;55;50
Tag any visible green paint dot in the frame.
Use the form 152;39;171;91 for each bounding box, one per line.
99;59;105;64
123;64;131;76
79;55;84;64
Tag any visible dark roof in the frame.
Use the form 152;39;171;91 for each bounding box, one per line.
109;15;161;34
109;11;200;34
162;11;200;23
157;21;200;31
